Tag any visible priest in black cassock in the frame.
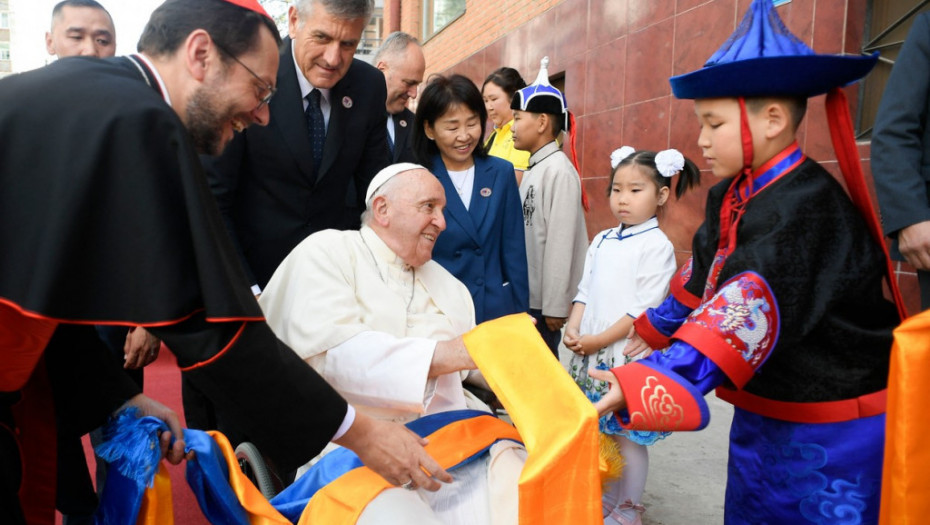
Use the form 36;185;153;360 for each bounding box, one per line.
0;1;449;523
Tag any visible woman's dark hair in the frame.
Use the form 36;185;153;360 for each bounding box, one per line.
138;0;281;59
413;74;489;164
482;67;526;99
608;150;701;199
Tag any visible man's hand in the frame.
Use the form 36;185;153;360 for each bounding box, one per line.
334;412;452;491
429;336;476;377
898;221;930;271
544;316;566;331
120;393;191;464
622;328;651;358
123;327;161;369
588;368;625;417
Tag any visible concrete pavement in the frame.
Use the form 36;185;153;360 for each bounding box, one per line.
641;394;731;524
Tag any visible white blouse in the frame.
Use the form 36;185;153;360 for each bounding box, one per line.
573;217;677;357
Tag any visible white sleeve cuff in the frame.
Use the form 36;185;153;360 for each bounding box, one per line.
331;404;356;441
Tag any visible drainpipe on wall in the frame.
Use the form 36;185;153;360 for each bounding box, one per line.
389;0;401;33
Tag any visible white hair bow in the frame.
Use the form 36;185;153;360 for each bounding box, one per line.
655;149;685;178
610;146;635;169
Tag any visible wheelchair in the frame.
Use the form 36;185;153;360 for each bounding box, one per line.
235;441;286;499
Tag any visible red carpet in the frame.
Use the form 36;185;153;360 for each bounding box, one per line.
65;348;211;524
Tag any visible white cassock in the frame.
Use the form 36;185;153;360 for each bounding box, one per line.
260;226;523;525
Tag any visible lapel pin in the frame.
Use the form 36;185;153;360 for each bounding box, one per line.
480;187;492;197
342;96;353;108
399;119;407;127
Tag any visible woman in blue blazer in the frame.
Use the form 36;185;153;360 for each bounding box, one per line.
413;74;529;323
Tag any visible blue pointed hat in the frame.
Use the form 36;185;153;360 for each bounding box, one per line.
511;57;571;131
670;0;877;99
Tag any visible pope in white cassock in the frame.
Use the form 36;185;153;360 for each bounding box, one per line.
260;163;526;525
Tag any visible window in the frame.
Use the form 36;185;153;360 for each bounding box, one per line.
858;0;930;138
356;7;384;59
0;12;9;29
0;42;9;61
422;0;464;41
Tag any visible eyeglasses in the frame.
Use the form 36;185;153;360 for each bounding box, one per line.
214;41;276;110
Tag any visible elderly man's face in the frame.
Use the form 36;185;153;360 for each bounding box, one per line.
288;3;367;89
45;5;116;58
382;170;447;268
378;44;425;115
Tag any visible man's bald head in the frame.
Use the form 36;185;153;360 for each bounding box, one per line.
374;32;425;115
46;0;116;59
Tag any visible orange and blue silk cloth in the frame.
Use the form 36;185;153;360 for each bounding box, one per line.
880;308;930;524
94;409;290;525
295;313;601;523
94;410;514;525
96;314;602;524
295;411;520;524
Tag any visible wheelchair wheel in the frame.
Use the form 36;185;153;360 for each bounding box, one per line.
235;441;280;499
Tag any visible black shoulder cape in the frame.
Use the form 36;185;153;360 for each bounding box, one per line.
0;56;260;324
0;57;346;470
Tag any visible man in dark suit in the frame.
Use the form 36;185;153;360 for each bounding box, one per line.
205;0;390;293
872;11;930;309
373;32;425;164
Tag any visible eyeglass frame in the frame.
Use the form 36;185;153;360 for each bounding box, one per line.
213;40;276;110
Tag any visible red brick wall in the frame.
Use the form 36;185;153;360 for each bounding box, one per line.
385;1;563;74
387;0;921;315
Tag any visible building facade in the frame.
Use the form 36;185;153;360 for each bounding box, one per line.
0;0;11;78
385;0;928;315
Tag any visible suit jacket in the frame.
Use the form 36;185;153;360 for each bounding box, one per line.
871;12;930;259
390;108;417;163
429;154;529;323
204;38;390;288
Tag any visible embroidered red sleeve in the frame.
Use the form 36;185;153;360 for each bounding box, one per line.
633;313;670;349
669;257;702;309
673;271;780;389
610;361;710;432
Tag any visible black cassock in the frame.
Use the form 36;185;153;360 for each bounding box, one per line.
0;56;346;519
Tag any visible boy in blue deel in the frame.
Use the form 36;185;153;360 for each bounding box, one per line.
590;0;903;523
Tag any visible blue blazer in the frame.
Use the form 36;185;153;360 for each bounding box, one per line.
430;155;529;323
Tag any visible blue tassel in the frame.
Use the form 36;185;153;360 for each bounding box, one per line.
94;406;166;490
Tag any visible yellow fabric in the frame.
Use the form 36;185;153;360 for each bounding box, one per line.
137;463;173;525
486;120;530;171
464;314;601;524
598;433;624;487
207;430;292;525
880;309;930;524
298;415;521;525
